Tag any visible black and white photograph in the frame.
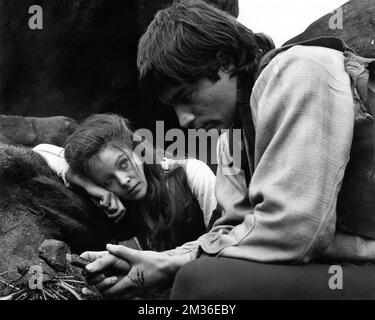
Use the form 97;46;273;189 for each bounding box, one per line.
0;0;374;307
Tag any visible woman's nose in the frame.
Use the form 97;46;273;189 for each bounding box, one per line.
175;106;195;128
116;172;131;187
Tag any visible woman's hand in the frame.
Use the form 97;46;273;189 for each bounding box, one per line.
66;169;126;223
81;244;191;299
88;187;126;223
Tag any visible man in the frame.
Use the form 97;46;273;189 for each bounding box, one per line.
81;0;375;299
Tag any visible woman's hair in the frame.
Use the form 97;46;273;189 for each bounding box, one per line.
64;113;176;251
137;0;263;97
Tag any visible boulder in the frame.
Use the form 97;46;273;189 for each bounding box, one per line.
285;0;375;57
0;115;77;147
0;145;115;281
0;0;238;130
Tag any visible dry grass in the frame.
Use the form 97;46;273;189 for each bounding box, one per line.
0;264;100;300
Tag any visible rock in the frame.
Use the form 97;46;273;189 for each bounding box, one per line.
0;116;36;146
38;239;70;272
284;0;375;57
0;145;114;275
0;0;237;130
30;116;78;146
0;115;77;147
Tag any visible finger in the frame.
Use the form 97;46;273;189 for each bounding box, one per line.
85;273;106;285
85;253;117;274
106;244;138;262
119;290;139;300
100;192;111;207
115;210;126;223
91;197;101;207
112;198;126;221
107;193;119;213
102;275;136;298
80;251;108;262
95;276;119;292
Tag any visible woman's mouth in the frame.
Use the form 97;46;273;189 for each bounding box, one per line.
127;183;139;196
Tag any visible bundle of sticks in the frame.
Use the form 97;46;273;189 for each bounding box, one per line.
0;239;100;300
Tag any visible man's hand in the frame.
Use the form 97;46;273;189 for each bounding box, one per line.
82;244;190;299
80;250;131;292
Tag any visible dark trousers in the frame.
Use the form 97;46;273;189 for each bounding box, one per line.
170;257;375;300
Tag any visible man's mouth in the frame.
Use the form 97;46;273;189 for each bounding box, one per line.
203;121;220;131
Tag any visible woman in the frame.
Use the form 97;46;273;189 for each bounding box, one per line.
33;113;217;251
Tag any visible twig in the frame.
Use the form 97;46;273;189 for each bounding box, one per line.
0;270;10;277
43;289;58;300
50;287;68;300
14;291;29;300
0;289;26;300
0;277;20;290
58;281;83;300
62;279;85;284
46;288;64;300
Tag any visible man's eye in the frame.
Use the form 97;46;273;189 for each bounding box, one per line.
119;159;129;169
180;92;192;104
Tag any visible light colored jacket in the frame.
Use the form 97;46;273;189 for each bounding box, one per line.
170;45;375;263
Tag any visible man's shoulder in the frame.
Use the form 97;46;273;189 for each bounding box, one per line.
252;45;346;97
282;44;344;64
263;45;345;77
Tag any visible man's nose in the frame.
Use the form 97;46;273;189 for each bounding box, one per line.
115;172;131;187
175;107;195;128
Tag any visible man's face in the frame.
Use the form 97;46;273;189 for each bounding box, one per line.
160;70;238;130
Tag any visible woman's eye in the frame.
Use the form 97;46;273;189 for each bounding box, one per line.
119;159;129;169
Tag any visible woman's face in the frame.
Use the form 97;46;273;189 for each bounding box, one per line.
88;144;148;201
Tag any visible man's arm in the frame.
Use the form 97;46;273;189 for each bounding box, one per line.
197;47;355;263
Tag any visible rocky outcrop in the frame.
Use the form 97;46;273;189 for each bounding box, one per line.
0;145;140;282
285;0;375;57
0;0;238;130
0;146;110;268
0;115;77;147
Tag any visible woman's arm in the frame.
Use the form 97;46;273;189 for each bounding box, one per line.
33;143;126;222
33;144;71;185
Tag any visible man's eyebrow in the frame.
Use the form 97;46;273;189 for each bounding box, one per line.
162;86;187;105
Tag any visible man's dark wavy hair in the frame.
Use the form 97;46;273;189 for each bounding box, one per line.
137;0;263;97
